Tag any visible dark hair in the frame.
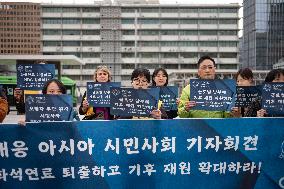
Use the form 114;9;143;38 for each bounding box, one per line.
42;79;66;94
131;68;150;83
265;69;284;82
197;55;216;68
152;68;168;86
235;68;253;80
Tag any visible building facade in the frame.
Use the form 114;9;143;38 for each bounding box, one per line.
243;0;284;70
41;1;240;87
0;2;41;55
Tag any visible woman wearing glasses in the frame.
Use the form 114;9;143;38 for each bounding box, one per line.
79;65;114;120
117;68;167;119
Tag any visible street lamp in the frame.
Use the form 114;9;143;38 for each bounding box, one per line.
113;29;116;82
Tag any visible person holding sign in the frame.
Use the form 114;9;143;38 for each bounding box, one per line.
0;88;8;123
178;56;232;118
231;68;254;117
246;69;284;117
79;65;114;120
18;79;79;125
152;68;178;119
116;68;167;119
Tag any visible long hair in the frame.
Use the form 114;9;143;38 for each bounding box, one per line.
152;68;168;86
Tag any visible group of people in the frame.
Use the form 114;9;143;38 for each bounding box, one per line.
79;65;169;120
1;55;284;124
178;56;284;118
75;55;284;120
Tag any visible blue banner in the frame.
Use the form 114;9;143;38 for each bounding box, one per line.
235;86;262;107
190;79;236;111
158;86;178;111
87;82;121;107
17;64;55;90
25;94;73;122
0;118;283;189
110;87;159;117
261;82;284;116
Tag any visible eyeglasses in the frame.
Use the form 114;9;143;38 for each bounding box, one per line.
133;78;149;85
199;65;215;70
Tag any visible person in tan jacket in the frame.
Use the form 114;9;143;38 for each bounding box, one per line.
0;90;9;123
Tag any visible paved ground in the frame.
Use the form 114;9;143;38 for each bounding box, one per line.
2;111;23;124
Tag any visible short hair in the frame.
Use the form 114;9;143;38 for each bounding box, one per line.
235;68;253;80
152;67;168;86
131;68;150;83
197;55;216;68
94;65;111;82
265;69;284;82
42;79;66;94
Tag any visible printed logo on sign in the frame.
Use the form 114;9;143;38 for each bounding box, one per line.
263;84;271;92
26;96;35;105
111;88;120;96
88;84;93;90
237;87;245;94
17;65;24;72
279;141;284;159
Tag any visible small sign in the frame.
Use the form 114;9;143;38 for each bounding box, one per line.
235;86;262;107
261;82;284;116
110;87;160;117
190;79;236;111
17;64;55;90
158;86;178;111
87;82;121;107
25;94;73;122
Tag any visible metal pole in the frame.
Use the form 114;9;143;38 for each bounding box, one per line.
134;9;138;68
113;29;116;82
